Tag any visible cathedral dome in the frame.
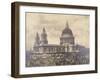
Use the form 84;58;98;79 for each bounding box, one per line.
60;22;75;45
61;22;73;37
62;27;73;36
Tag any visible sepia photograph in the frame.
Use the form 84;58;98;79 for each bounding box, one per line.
11;2;97;77
25;13;90;67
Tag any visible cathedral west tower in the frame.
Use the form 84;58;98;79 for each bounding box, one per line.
40;28;48;45
34;32;40;46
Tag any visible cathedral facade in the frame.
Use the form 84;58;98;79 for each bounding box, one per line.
33;22;79;54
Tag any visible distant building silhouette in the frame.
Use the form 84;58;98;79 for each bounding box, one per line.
33;22;79;53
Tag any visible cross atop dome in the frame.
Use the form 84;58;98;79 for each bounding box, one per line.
66;21;69;28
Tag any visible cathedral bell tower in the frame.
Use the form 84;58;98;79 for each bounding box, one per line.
40;28;48;45
33;32;40;52
34;32;40;46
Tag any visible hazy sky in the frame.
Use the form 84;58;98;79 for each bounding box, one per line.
25;12;89;50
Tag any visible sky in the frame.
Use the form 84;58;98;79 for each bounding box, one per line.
25;12;89;51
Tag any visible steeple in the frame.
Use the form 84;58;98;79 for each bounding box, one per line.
43;27;46;33
34;32;40;46
40;28;48;45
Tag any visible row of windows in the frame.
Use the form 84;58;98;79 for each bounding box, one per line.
43;47;65;53
34;47;65;53
60;39;74;44
33;45;78;53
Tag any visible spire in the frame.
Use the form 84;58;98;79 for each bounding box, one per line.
40;28;48;45
41;27;47;36
34;32;40;46
36;32;40;40
43;27;46;33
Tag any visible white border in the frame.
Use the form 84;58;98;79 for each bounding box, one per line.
19;6;95;74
